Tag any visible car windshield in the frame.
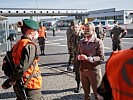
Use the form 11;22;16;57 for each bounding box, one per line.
101;21;105;25
108;21;114;25
93;22;100;26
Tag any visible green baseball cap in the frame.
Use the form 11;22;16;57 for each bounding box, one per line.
23;19;39;30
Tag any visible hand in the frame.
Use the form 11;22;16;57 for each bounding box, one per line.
2;79;12;89
77;54;88;60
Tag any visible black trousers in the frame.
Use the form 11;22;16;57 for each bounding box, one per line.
38;37;45;51
73;53;80;83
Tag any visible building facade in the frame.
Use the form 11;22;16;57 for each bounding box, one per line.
87;8;133;24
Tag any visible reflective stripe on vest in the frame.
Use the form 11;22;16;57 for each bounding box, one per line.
12;39;42;89
106;49;133;100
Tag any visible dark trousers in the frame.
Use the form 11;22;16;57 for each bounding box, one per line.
68;50;73;66
38;37;45;54
53;30;55;36
112;39;122;51
73;53;80;84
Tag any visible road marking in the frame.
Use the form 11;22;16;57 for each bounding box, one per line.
123;42;133;44
47;38;66;42
48;36;65;38
46;43;60;45
104;47;111;50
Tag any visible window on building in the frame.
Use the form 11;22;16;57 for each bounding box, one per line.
105;16;114;20
115;15;123;20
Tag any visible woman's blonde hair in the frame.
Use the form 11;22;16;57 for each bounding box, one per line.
84;22;95;32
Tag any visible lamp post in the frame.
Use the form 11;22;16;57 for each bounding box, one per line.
36;0;39;22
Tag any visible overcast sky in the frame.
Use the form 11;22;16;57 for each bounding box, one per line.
0;0;132;23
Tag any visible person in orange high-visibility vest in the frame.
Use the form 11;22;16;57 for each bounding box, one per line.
106;47;133;100
2;19;44;100
38;22;47;55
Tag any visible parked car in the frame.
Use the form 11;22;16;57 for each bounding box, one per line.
92;19;115;30
0;29;17;43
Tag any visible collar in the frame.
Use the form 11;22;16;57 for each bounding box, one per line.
84;35;96;43
21;35;32;41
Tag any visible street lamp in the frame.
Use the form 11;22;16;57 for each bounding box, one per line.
36;0;39;21
36;0;38;9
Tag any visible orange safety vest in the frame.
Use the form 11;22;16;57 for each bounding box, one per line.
38;26;46;38
106;49;133;100
12;39;42;89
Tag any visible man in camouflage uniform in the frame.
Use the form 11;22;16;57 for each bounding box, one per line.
110;21;127;51
69;25;84;93
95;22;106;40
65;21;75;71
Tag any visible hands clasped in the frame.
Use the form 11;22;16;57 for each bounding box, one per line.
78;54;94;63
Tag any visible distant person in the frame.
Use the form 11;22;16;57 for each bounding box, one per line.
2;19;43;100
65;21;75;71
78;23;104;100
106;47;133;100
110;21;127;51
95;22;106;40
38;22;47;55
52;25;56;36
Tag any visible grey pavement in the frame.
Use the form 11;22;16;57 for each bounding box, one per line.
0;56;89;100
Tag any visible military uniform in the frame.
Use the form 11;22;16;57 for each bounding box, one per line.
95;26;105;40
66;25;75;67
2;19;44;100
110;25;127;51
69;31;84;93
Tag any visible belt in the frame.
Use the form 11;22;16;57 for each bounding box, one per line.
83;69;89;71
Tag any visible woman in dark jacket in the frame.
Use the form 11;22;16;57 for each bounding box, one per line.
78;23;104;100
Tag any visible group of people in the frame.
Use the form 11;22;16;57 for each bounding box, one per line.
66;20;131;100
1;18;132;100
66;21;105;99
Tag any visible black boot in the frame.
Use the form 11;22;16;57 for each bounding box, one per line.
74;83;81;93
42;50;45;55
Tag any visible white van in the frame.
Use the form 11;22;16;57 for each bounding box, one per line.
92;19;115;30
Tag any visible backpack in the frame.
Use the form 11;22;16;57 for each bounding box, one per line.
2;51;15;77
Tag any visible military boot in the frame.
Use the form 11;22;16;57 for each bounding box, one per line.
74;83;81;93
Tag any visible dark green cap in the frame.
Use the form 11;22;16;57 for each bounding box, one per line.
23;19;39;30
